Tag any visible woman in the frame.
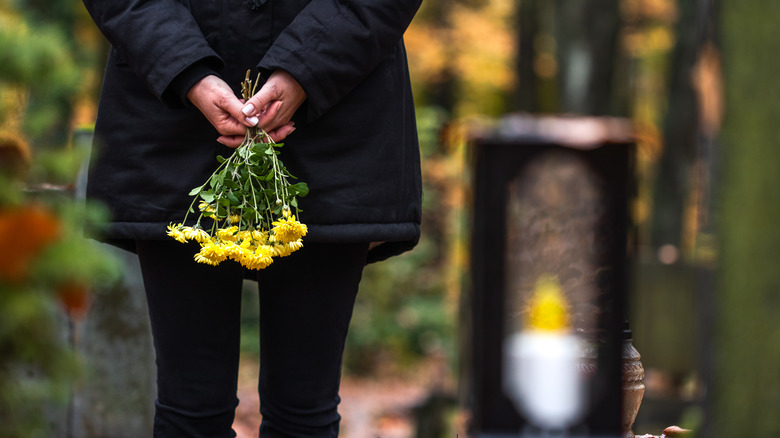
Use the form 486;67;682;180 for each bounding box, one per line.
82;0;423;436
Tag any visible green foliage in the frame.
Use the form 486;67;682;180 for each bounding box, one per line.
345;238;455;375
0;288;80;438
1;136;121;438
0;0;100;149
0;17;81;139
0;24;80;92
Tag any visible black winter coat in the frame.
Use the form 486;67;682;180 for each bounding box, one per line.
83;0;423;263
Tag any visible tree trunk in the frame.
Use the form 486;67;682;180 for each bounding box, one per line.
712;0;780;435
553;0;622;116
513;0;539;113
650;0;704;249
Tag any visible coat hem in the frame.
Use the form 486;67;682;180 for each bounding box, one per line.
90;221;421;263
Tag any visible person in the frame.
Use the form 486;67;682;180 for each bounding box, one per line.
81;0;423;436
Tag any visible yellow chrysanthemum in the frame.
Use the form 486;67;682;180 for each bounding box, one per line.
195;240;227;265
182;226;210;243
252;230;268;241
257;244;275;258
166;223;187;243
271;215;308;243
240;245;274;270
228;214;241;224
217;226;239;242
286;239;303;252
194;252;221;266
276;240;304;258
198;201;215;213
271;242;292;257
223;241;245;262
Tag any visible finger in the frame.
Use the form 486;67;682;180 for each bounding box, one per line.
218;117;249;137
266;122;296;142
216;135;244;148
215;92;254;128
241;84;279;119
257;101;285;131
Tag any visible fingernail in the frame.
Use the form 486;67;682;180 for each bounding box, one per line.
247;116;259;126
216;137;226;145
242;104;255;116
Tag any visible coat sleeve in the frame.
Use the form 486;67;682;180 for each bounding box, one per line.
258;0;422;121
82;0;223;107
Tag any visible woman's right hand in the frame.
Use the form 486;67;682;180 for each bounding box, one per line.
187;75;254;148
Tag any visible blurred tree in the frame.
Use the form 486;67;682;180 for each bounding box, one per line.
510;0;628;115
650;0;708;251
406;0;516;118
513;0;539;113
0;0;102;149
711;0;780;436
554;0;625;116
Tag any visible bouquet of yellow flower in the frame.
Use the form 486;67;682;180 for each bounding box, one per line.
167;71;308;269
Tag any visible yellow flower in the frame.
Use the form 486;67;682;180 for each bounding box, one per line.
194;252;221;266
228;214;241;224
286;239;303;252
255;230;269;241
223;241;245;262
237;229;265;245
217;226;239;242
272;240;303;257
240;245;274;270
271;242;292;257
271;215;308;243
198;201;215;213
182;226;210;243
195;240;227;265
166;223;187;243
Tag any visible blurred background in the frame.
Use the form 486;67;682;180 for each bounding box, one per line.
2;0;779;437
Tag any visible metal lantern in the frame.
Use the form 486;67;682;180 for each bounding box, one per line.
466;114;635;437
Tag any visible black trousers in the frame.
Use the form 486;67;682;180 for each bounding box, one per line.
135;240;369;438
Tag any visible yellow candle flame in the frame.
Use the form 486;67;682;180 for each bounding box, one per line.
526;274;570;331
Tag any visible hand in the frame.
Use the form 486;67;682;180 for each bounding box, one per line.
241;70;306;142
187;75;252;148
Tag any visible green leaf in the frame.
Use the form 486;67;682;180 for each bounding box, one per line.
189;186;203;196
200;190;215;203
224;179;239;190
291;182;309;197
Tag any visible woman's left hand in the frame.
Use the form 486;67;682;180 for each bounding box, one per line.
241;69;307;142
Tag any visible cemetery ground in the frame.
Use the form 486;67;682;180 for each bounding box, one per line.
232;354;465;438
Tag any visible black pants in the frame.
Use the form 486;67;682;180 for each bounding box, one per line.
135;240;369;438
